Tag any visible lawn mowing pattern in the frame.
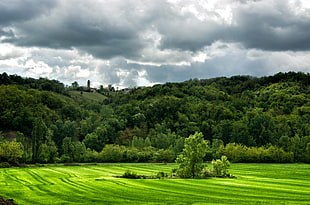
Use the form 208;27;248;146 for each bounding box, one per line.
0;163;309;204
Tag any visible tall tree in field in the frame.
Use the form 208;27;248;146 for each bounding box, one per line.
31;118;47;162
176;132;208;178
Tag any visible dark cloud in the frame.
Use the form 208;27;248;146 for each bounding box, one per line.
158;16;225;52
3;0;310;57
0;0;56;25
1;0;310;88
3;0;152;59
232;1;310;51
156;1;310;52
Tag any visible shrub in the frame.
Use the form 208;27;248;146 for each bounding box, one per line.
154;149;176;162
121;170;140;179
211;156;230;177
84;148;99;162
156;171;168;179
99;144;125;162
0;162;11;168
200;167;214;178
60;154;72;163
220;143;294;163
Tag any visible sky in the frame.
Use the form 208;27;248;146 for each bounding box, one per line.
1;0;310;88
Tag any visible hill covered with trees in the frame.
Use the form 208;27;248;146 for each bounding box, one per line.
0;72;309;165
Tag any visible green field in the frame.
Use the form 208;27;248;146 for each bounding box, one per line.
0;163;309;204
69;91;107;103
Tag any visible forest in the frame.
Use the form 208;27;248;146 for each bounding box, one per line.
0;71;309;165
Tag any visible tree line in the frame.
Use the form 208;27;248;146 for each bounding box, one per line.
0;72;309;165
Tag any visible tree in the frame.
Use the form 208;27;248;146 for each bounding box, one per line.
176;132;208;178
99;144;125;162
0;139;24;164
31;118;47;162
83;132;101;151
37;129;58;163
71;81;79;89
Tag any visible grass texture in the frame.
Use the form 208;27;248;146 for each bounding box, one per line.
69;91;107;103
0;163;309;204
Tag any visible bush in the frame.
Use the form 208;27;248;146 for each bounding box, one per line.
0;162;11;168
200;167;214;177
211;156;230;177
220;143;294;163
153;149;176;162
121;170;140;179
60;154;72;163
99;144;125;162
156;171;168;179
84;148;99;162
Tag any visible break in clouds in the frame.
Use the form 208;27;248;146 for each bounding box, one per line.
1;0;310;88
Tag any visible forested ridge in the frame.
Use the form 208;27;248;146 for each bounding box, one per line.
0;71;309;165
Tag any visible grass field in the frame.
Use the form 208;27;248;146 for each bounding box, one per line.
69;91;107;103
0;163;309;204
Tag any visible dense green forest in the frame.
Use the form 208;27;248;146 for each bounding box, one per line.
0;72;309;165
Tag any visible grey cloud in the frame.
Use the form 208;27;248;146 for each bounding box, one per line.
1;0;310;89
4;0;153;60
0;0;56;25
232;1;310;51
156;1;310;52
4;0;310;59
158;17;225;52
143;47;310;85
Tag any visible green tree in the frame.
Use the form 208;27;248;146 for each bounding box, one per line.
176;132;208;178
83;132;101;151
37;129;58;163
71;81;79;89
248;114;275;146
61;137;86;162
31;118;47;162
0;137;24;164
99;144;125;162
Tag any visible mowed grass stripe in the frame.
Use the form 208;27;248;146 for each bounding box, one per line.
0;163;309;204
102;179;207;204
120;179;264;204
129;179;283;204
225;176;310;194
1;169;31;186
52;167;158;204
23;171;109;204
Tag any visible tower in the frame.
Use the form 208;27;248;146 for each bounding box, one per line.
87;80;90;89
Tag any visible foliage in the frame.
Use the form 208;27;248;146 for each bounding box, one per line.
99;144;126;162
121;169;140;179
0;162;11;168
0;139;24;164
1;72;310;164
176;132;208;178
218;143;294;163
211;156;230;177
153;149;176;162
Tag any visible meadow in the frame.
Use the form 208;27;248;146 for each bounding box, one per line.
0;163;309;204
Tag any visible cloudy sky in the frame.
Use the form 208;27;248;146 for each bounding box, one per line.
1;0;310;88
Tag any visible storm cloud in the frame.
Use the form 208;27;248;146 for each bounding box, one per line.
1;0;310;87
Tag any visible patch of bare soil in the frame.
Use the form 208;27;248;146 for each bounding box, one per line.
0;196;17;205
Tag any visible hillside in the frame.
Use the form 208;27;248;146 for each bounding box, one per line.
69;90;107;104
0;72;309;164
